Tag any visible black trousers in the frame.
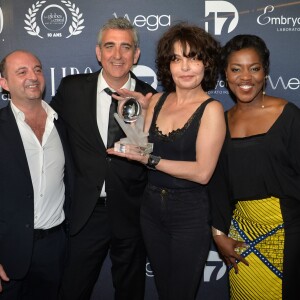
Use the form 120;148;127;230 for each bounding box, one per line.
280;199;300;300
59;202;146;300
0;226;66;300
141;184;211;300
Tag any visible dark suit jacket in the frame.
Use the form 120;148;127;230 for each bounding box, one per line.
51;70;156;238
0;103;73;279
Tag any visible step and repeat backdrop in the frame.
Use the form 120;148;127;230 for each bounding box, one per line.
0;0;299;299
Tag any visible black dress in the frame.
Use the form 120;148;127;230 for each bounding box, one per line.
140;93;215;300
209;102;300;300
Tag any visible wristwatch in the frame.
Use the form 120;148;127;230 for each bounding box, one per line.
146;154;161;170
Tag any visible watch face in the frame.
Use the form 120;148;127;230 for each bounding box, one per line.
146;154;160;170
149;155;160;166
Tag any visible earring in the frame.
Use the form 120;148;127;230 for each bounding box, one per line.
261;75;268;108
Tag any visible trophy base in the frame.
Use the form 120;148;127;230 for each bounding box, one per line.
114;141;153;155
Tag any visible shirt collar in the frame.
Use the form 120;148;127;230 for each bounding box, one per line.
98;69;135;93
10;100;58;122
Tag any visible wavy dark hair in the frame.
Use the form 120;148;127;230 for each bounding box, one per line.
219;34;270;80
156;22;220;92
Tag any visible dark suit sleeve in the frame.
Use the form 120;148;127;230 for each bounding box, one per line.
131;72;157;96
54;118;74;228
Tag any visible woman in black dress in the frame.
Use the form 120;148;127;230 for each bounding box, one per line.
209;34;300;299
108;23;225;300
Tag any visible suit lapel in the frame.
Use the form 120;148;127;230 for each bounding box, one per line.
84;72;107;151
0;104;32;180
83;70;154;151
54;117;71;166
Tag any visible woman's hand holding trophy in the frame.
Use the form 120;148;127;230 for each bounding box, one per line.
109;89;154;157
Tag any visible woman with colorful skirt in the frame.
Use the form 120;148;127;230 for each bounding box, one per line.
209;34;300;299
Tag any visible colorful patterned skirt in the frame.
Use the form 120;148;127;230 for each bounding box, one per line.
229;197;284;300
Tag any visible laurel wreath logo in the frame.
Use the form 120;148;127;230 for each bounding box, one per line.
24;1;46;39
24;0;85;39
61;0;85;38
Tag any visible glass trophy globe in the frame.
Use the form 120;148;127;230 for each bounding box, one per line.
113;98;153;155
117;98;142;123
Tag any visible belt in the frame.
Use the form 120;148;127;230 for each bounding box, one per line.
97;196;107;206
34;222;64;241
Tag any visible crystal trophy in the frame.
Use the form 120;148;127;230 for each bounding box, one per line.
114;98;153;154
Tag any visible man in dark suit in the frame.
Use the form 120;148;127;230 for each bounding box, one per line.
0;50;73;300
51;17;156;300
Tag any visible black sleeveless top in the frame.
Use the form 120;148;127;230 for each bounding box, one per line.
148;93;215;189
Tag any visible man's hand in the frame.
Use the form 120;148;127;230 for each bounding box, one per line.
0;264;9;292
213;235;249;274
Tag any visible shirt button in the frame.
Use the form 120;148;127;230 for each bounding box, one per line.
106;157;111;162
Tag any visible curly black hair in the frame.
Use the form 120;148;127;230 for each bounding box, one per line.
155;22;220;92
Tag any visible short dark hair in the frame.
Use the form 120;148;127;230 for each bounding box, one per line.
220;34;270;79
155;22;220;92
